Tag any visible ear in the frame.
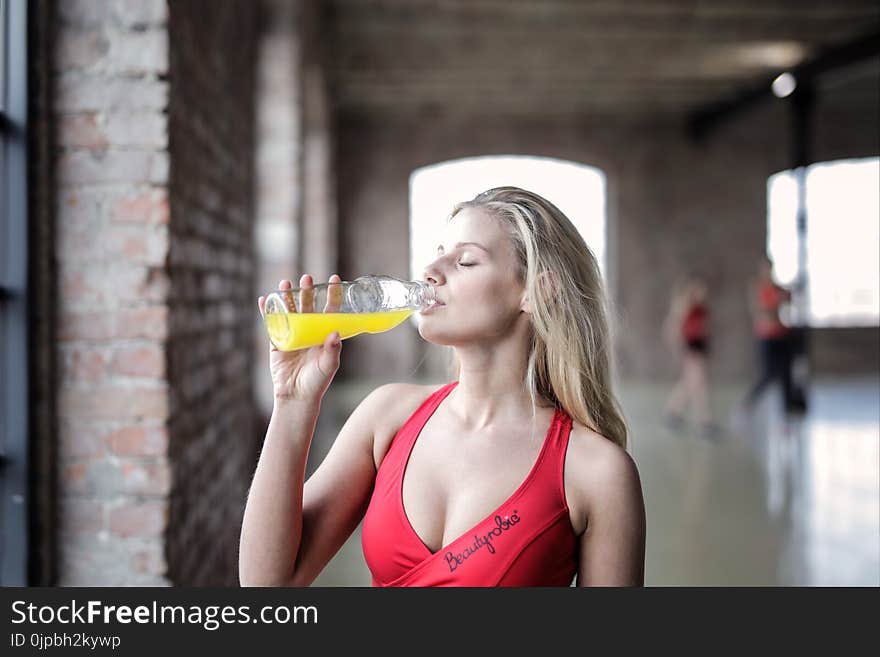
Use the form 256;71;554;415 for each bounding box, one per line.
521;270;562;314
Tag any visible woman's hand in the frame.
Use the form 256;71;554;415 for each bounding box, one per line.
258;274;344;405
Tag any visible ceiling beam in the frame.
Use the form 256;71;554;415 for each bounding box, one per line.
686;24;880;140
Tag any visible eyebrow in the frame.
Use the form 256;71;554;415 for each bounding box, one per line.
436;241;490;254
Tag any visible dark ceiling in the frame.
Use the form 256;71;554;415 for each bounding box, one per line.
326;0;880;118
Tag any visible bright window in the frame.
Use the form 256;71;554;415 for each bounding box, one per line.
409;156;607;286
767;157;880;327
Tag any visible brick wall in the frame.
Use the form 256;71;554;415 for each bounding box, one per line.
335;85;879;383
48;0;260;585
52;0;172;585
164;0;259;586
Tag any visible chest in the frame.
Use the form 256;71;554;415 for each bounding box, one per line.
400;414;559;554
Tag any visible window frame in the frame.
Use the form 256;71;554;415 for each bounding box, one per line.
1;0;30;586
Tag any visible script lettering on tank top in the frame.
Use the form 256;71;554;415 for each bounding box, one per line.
443;511;522;573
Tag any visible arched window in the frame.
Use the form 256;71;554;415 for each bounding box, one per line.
767;157;879;327
409;156;607;288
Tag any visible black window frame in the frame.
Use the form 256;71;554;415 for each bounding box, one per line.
1;0;30;586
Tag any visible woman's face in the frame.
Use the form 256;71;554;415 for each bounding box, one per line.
418;208;527;346
691;280;708;302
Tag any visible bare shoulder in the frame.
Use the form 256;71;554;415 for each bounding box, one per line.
361;382;444;471
565;422;643;535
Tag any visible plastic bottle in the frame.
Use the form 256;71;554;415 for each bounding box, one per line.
262;275;438;351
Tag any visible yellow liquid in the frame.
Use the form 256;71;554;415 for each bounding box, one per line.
264;310;415;351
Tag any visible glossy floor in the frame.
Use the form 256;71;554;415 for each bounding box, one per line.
308;377;879;586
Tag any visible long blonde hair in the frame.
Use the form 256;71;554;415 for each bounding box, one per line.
448;186;628;449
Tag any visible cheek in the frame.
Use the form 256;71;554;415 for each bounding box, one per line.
417;277;522;342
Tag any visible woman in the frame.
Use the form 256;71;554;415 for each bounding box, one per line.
662;277;718;437
239;187;646;587
742;256;795;412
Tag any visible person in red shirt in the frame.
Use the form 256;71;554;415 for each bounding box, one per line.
663;276;719;438
240;187;646;588
742;256;795;412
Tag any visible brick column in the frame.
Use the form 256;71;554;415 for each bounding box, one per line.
54;0;172;585
163;0;260;586
51;0;260;585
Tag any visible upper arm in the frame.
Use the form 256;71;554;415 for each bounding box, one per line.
575;446;646;587
288;383;415;586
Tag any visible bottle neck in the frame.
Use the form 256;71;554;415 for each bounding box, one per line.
412;280;437;309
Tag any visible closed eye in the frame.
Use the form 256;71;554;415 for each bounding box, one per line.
457;262;476;267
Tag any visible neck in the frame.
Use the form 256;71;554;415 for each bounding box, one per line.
447;323;550;431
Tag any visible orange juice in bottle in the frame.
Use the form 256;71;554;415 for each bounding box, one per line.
262;276;437;351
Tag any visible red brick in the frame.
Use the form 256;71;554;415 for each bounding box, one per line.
57;150;154;185
54;29;110;70
60;462;89;494
105;29;168;75
111;344;165;378
58;311;118;341
59;458;120;496
60;267;104;305
110;188;169;225
59;421;109;459
115;307;168;340
109;226;169;265
110;0;168;28
109;501;167;538
61;264;169;308
56;74;168;112
58;307;169;342
56;214;103;260
104;112;167;149
120;459;171;495
108;425;168;457
59;386;169;421
57;0;105;26
61;346;110;383
59;499;105;534
57;187;103;223
131;545;167;576
57;113;109;149
136;267;170;303
110;0;168;29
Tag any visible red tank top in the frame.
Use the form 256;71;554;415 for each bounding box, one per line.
361;381;578;587
681;303;708;341
754;280;789;339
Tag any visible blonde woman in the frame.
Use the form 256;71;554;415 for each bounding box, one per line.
240;187;646;587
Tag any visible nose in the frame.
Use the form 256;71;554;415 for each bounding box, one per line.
423;260;445;286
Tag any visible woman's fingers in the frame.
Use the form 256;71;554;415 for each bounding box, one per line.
277;279;296;312
325;274;342;312
258;295;266;317
299;274;315;313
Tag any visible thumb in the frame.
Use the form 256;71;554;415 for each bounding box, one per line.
317;331;342;378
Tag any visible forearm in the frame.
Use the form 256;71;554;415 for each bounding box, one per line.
239;398;320;586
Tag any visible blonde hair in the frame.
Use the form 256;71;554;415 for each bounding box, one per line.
448;186;628;450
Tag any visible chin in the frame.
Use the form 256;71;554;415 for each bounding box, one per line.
417;321;459;346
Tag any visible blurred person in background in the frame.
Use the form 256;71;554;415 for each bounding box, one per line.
741;255;796;414
663;276;720;439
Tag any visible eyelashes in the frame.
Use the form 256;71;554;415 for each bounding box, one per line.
457;262;475;267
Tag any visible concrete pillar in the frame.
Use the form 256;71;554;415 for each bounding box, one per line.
300;0;338;284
